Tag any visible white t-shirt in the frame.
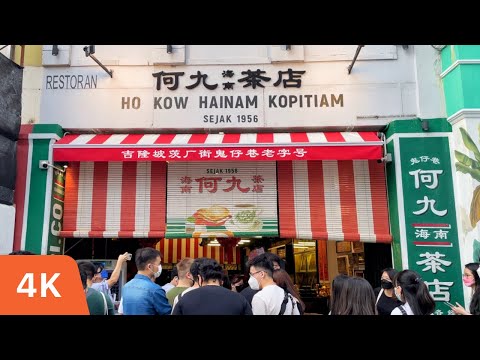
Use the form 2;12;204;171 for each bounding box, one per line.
91;280;114;301
391;302;414;315
252;284;300;315
171;286;197;313
162;283;175;293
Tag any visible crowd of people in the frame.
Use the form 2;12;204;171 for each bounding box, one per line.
6;246;470;316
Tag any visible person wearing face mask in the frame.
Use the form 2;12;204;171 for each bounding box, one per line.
121;247;171;315
451;262;480;315
240;252;282;306
249;253;300;315
166;258;194;306
231;274;247;292
373;268;403;315
172;257;252;315
390;269;435;315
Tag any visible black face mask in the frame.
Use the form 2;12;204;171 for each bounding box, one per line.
381;280;393;289
235;284;247;292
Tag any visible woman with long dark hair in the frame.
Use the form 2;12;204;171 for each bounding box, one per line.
329;274;349;315
451;262;480;315
334;277;377;315
391;270;435;315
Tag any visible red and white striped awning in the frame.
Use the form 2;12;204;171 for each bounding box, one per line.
155;238;241;265
59;162;167;238
278;160;392;243
53;132;383;162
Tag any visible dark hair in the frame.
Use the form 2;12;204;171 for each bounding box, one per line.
197;258;223;283
247;253;274;278
231;274;244;285
221;273;232;289
381;268;398;282
171;266;179;278
77;261;97;281
93;262;104;274
330;274;349;315
135;247;162;271
189;258;204;283
273;269;305;314
393;270;435;315
335;277;377;315
79;269;87;290
465;262;480;315
264;252;284;269
9;250;36;255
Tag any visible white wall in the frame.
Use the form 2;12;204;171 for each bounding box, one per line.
0;204;15;254
413;45;446;119
21;67;43;124
40;45;428;131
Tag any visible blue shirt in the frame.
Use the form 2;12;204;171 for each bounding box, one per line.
122;274;172;315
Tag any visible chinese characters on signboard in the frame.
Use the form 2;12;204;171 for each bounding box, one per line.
166;162;278;239
152;68;307;91
401;138;462;315
119;147;308;161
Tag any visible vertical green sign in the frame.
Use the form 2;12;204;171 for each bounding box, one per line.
400;136;463;315
47;168;65;255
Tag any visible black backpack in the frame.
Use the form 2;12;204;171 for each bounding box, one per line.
278;290;303;315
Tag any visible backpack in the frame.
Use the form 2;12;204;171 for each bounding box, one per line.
278;290;302;315
398;305;407;315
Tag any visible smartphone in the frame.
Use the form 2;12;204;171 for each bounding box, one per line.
444;301;455;308
126;253;132;261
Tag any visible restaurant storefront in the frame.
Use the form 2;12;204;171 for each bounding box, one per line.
12;45;466;314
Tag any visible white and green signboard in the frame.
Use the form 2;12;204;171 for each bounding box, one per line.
166;161;278;238
387;119;464;315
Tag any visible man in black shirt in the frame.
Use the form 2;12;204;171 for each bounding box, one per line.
172;258;252;315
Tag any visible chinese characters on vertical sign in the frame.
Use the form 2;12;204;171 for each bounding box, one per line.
401;138;462;315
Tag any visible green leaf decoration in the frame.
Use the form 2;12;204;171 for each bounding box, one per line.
460;128;480;162
473;239;480;263
456;163;480;182
455;150;477;167
186;216;195;223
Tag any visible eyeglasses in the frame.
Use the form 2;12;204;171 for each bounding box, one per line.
249;270;264;277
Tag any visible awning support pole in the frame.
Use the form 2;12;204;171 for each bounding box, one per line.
347;45;364;74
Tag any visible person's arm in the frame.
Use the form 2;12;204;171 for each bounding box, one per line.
452;303;471;315
106;252;129;288
152;288;172;315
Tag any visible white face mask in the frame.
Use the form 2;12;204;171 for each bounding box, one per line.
151;263;162;279
394;287;403;302
248;276;260;290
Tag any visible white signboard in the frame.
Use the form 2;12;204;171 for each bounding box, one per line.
40;63;416;130
166;161;278;238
